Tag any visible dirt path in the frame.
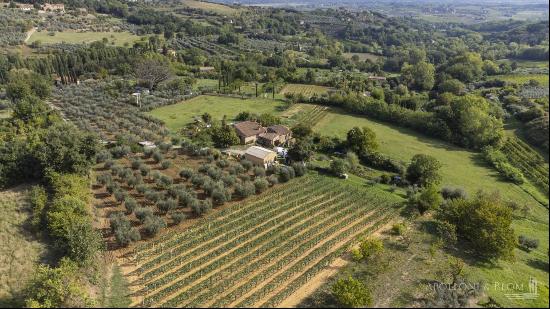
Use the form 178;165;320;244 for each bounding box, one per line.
278;219;399;308
24;27;36;43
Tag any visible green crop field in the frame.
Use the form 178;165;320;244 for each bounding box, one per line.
148;95;286;132
27;31;142;47
128;174;403;307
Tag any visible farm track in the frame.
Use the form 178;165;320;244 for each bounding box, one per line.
128;174;402;307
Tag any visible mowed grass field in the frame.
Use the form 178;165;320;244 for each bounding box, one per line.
280;84;330;97
27;31;142;46
181;0;238;15
148;95;287;132
127;174;403;307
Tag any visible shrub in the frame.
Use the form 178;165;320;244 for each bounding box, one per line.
240;159;253;171
143;216;166;236
124;197;137;214
267;174;279;186
235;181;256;198
518;235;539;252
135;207;154;223
114;190;127;204
391;223;406;236
254;177;269;193
171;212;186;225
332;276;372;308
160;160;172;170
441;186;467;200
357;238;384;260
96;150;112;163
212;188;230;205
152;151;164;163
291;163;307;177
253;167;266;177
278;166;296;183
409;185;442;214
139;165;151;177
156;175;173;189
179;168;194;180
136;184;148;195
131;159;143;170
157;198;177;214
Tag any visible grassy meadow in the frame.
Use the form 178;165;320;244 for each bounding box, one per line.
0;186;52;307
148;95;287;132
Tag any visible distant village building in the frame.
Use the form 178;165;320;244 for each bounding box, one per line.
199;66;216;73
368;76;387;82
233;121;292;146
43;3;65;12
244;146;277;168
17;3;34;11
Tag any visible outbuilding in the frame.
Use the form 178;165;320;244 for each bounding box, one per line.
244;146;277;168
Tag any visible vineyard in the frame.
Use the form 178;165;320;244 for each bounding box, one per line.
126;174;403;307
280;84;330;97
502;136;549;195
285;104;330;128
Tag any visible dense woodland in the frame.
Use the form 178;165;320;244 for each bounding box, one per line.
0;0;548;308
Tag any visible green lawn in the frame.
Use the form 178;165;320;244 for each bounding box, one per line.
28;31;142;47
148;95;287;132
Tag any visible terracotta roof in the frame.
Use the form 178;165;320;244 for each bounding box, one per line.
267;125;291;135
245;146;276;159
234;121;265;138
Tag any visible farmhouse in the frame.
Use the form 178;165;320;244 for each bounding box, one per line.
233;121;292;146
233;121;266;144
244;146;277;168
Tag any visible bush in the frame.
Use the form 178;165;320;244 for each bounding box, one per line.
157;198;177;214
406;154;442;187
267;174;279;186
124;197;137;214
160;159;172;170
253;167;266;177
139;165;151;177
278;166;296;183
518;235;539;252
357;238;384;261
254;177;269;193
143;215;166;236
235;181;256;198
114;190;127;204
291;163;307;177
179;168;194;180
156;175;173;189
131;159;143;170
152;151;164;163
332;276;372;308
441;186;467;200
171;212;186;225
241;159;253;171
391;223;406;236
410;185;442;214
212;188;230;205
135;207;154;223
